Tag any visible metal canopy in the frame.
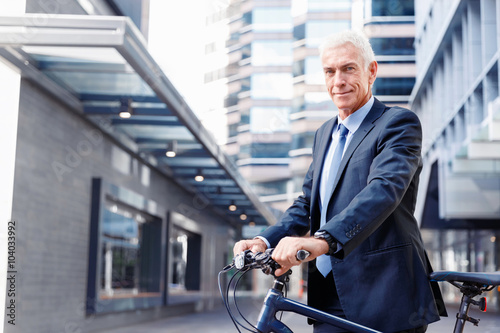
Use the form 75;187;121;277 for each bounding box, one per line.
0;14;275;226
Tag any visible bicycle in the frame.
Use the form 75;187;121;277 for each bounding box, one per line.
218;249;500;333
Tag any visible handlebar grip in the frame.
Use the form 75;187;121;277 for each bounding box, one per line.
296;249;311;261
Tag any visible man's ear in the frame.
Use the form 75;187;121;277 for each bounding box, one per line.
368;61;378;85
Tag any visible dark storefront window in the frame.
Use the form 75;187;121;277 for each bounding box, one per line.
99;203;161;300
87;179;164;314
169;227;201;293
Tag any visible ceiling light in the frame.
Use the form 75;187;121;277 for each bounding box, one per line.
228;204;237;211
166;140;177;157
119;97;133;118
195;175;204;182
240;214;247;220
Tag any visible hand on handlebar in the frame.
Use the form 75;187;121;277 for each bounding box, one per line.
233;238;267;256
272;236;329;276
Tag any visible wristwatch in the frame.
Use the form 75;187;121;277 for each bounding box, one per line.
314;230;337;256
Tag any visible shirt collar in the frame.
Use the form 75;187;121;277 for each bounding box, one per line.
338;96;374;134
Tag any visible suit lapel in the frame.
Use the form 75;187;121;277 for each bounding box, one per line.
310;117;337;221
325;99;387;207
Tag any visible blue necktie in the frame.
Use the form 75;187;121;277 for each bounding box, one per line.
316;124;349;277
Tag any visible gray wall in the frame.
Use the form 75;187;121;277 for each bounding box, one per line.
7;79;233;333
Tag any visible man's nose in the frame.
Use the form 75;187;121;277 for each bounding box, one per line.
333;72;346;87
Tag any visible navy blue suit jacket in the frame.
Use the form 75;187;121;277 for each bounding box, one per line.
260;99;446;332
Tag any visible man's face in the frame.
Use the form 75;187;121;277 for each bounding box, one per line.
321;43;377;119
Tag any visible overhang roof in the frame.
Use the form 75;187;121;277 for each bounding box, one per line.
0;14;276;226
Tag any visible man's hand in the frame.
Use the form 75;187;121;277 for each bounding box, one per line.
272;236;329;276
233;238;267;256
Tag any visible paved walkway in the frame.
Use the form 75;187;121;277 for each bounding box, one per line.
94;299;500;333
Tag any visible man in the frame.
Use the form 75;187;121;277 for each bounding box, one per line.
233;30;446;332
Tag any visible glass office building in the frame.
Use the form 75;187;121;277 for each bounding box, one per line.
410;0;500;309
204;0;353;214
360;0;416;108
289;0;352;201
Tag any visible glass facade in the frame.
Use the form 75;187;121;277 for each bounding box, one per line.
250;107;290;133
252;179;290;196
370;37;415;56
371;0;414;16
294;20;351;46
252;41;293;66
292;132;316;150
251;73;293;100
252;7;293;32
240;142;291;159
372;77;416;96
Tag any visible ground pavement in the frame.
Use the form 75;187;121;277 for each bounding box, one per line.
94;298;500;333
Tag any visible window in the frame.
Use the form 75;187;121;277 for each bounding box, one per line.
253;7;292;32
304;57;323;84
252;179;290;196
372;77;416;96
169;227;201;293
292;93;333;113
305;21;350;47
252;41;293;66
370;37;415;56
308;0;351;12
372;0;414;16
240;142;290;159
292;132;316;150
251;73;292;99
100;203;160;300
167;213;203;305
87;179;164;314
250;106;290;133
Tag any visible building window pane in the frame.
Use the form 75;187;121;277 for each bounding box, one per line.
169;227;201;293
252;179;290;196
250;106;290;133
372;77;416;95
100;202;161;300
252;41;293;66
293;92;333;113
308;0;352;12
305;56;323;84
87;179;164;314
372;0;414;16
253;7;292;32
251;73;293;99
371;37;415;56
240;142;290;159
294;23;305;41
306;21;351;47
292;131;316;150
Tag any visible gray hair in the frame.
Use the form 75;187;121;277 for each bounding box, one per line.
318;30;376;69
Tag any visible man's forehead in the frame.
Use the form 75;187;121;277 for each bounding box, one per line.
321;50;363;68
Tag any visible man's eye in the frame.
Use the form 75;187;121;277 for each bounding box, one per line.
346;67;354;71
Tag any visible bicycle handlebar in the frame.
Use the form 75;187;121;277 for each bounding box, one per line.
232;248;311;276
